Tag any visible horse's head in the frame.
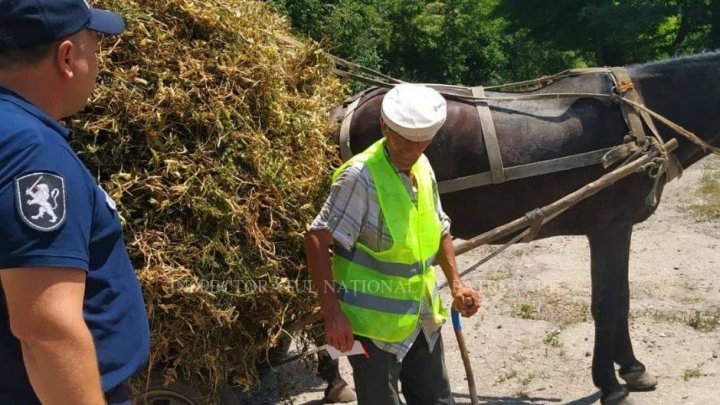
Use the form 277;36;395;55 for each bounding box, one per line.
630;51;720;166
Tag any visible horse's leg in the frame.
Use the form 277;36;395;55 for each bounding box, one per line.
608;230;641;371
588;226;632;404
612;240;658;392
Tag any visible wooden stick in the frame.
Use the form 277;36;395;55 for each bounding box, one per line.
453;139;678;256
452;298;479;405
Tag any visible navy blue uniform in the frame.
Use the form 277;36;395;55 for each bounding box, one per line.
0;87;150;403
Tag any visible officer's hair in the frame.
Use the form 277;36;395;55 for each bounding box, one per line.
0;42;56;70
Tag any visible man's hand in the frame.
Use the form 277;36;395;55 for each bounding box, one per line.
304;229;355;352
436;233;481;317
324;308;354;352
451;283;481;317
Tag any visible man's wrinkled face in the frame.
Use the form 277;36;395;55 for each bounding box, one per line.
381;119;433;173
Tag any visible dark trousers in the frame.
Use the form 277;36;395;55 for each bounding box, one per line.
348;332;455;405
105;382;132;405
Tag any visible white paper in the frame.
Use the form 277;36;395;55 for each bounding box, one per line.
324;341;368;360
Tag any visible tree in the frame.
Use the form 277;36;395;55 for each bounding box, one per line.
266;0;716;85
498;0;715;66
267;0;584;85
711;0;720;47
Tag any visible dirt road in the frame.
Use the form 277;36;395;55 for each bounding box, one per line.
238;155;719;405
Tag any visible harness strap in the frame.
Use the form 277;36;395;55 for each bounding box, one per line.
472;86;505;183
336;66;696;193
609;67;649;147
437;147;612;194
339;98;361;162
608;67;684;180
568;67;613;75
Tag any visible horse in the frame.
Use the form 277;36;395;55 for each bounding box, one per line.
318;51;720;404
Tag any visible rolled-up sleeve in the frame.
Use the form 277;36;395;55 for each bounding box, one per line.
310;163;369;251
437;202;451;237
429;166;451;237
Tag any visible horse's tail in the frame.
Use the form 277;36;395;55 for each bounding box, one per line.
51;188;60;209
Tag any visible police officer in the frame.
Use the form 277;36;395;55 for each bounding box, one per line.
0;1;149;404
305;84;481;405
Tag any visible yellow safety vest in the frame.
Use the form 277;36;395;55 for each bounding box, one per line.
332;138;447;342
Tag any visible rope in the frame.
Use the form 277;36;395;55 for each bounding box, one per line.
332;69;398;89
275;31;718;156
437;228;531;291
445;91;718;157
327;57;718;156
331;58;403;84
482;68;611;91
522;209;545;242
337;83;717;157
620;97;720;155
483;70;575;91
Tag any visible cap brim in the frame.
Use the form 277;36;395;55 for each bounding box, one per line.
88;9;126;35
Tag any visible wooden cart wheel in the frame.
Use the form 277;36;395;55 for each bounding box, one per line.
134;375;239;405
133;377;204;405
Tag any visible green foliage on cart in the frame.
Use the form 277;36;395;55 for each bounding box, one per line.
75;0;344;393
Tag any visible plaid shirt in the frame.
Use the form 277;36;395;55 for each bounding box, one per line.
310;148;451;360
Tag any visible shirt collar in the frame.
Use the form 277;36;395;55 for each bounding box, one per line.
0;86;71;139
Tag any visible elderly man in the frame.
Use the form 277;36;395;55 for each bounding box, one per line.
0;1;149;404
305;83;481;405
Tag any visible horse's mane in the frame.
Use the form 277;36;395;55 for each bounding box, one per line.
631;49;720;74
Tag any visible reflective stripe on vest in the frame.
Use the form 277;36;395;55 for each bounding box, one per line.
331;138;447;342
334;245;436;279
335;282;420;315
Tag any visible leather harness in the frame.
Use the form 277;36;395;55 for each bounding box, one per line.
337;67;682;195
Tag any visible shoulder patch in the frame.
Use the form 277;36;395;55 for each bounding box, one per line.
15;172;66;232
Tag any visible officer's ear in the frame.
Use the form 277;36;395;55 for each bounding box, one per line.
54;37;77;80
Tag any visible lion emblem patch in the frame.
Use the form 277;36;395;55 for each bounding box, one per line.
15;172;66;232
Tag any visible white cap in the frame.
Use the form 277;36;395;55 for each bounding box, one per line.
381;84;447;142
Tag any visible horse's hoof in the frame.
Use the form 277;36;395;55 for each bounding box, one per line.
620;370;658;391
603;397;639;405
601;386;629;405
323;381;356;403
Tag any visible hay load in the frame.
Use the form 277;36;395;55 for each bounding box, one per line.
71;0;345;391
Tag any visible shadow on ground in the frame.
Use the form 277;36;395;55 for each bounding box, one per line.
453;389;600;404
231;358;325;404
